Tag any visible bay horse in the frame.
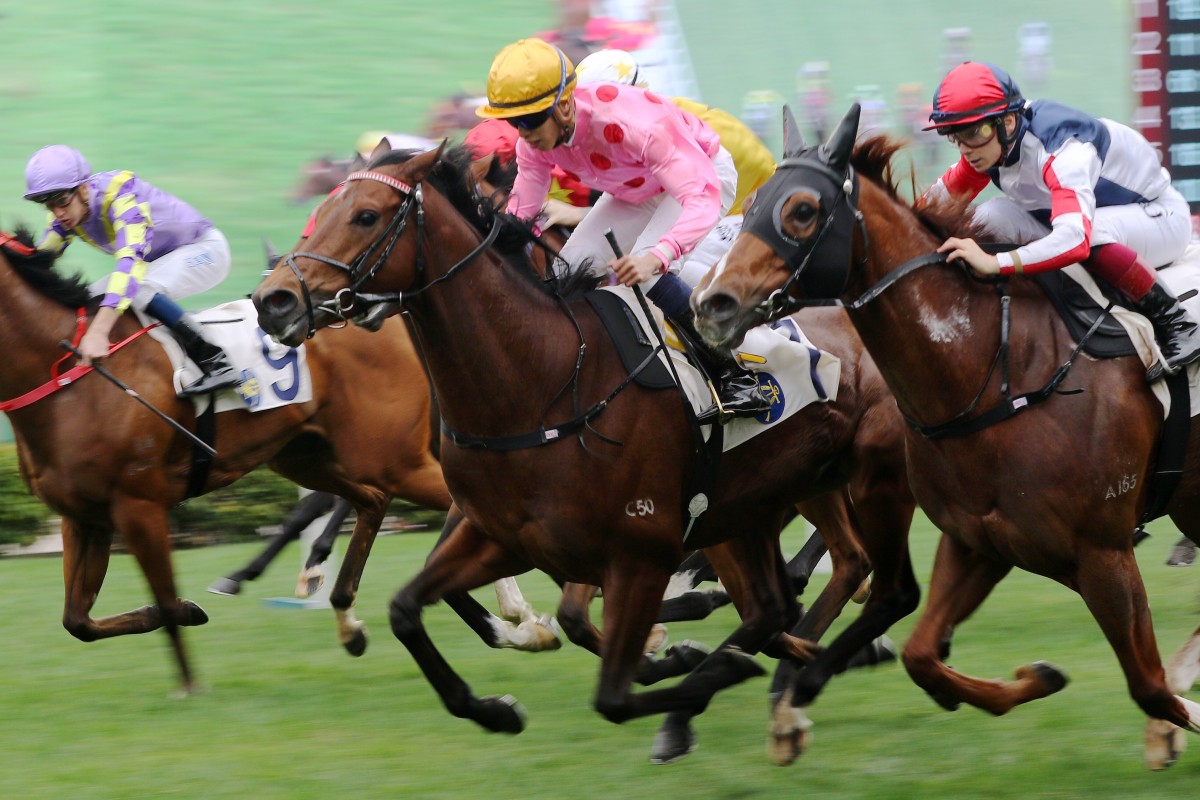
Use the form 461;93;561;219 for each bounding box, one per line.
252;144;918;761
692;103;1200;768
0;231;558;695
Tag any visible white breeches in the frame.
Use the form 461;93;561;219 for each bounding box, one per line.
974;185;1192;268
558;146;737;291
89;228;232;311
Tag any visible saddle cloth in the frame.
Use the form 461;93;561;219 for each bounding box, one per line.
1055;243;1200;418
596;285;842;452
139;299;314;413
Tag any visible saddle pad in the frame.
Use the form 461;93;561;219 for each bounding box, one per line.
596;286;841;452
140;299;314;413
1052;244;1200;419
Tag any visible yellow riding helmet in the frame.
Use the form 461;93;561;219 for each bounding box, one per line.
477;38;576;119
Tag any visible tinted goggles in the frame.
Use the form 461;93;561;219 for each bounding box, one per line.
943;120;998;148
505;109;554;131
30;189;77;209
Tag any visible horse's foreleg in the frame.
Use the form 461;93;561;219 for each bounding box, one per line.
769;493;871;698
1070;549;1200;770
108;499;209;695
326;492;385;656
645;529;793;764
389;515;532;733
900;533;1056;719
1145;625;1200;770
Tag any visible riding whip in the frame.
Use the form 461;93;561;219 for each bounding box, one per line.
59;340;218;456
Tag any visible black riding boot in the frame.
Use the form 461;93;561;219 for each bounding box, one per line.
1131;278;1200;381
168;314;243;396
668;310;772;423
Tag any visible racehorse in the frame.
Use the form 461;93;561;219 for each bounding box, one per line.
691;103;1200;767
252;144;918;761
0;231;557;695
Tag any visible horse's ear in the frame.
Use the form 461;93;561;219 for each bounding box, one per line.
781;105;805;158
406;141;448;183
262;237;281;271
820;102;861;175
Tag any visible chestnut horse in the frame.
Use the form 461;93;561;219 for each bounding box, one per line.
253;145;918;761
693;103;1200;767
0;232;559;695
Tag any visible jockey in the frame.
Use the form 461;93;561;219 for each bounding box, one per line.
575;48;776;287
922;61;1200;381
24;145;241;395
478;37;770;419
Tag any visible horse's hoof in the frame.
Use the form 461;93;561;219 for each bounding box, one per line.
717;646;768;683
666;640;712;673
644;623;669;656
343;629;368;657
206;577;242;596
649;720;695;764
1144;718;1187;771
767;690;812;766
180;600;209;627
478;694;526;734
1017;660;1069;696
927;688;961;712
1166;543;1196;567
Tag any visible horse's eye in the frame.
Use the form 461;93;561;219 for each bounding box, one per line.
792;202;818;224
353;210;380;226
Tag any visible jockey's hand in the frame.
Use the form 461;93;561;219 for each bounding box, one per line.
937;236;1001;275
541;198;588;229
76;307;120;365
611;252;663;287
77;329;112;365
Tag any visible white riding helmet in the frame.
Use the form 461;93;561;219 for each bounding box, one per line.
576;49;643;87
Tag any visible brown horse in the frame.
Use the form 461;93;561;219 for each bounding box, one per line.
252;145;918;761
0;232;562;695
692;103;1200;767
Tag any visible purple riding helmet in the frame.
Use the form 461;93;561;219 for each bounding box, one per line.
24;145;91;201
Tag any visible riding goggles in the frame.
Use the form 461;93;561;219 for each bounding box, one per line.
942;119;998;148
506;109;554;130
29;188;77;209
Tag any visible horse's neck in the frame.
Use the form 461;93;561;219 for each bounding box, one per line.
0;275;82;402
848;199;1001;423
406;238;579;432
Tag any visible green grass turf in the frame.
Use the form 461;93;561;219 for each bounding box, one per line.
0;513;1196;798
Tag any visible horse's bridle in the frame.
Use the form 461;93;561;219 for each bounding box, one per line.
742;155;869;321
279;167;502;339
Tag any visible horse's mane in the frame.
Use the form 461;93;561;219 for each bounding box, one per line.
0;228;93;308
850;135;994;244
369;145;601;299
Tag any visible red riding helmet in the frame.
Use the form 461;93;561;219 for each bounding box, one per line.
924;62;1024;131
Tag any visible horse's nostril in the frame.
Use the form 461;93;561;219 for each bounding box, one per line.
259;290;298;316
699;293;738;322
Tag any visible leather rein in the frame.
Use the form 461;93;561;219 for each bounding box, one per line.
284;168;658;452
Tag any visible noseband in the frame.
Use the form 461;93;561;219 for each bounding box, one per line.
280;170;422;338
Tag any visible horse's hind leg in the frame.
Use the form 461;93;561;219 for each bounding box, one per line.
106;500;209;695
901;533;1064;718
299;496;353;597
207;490;335;596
